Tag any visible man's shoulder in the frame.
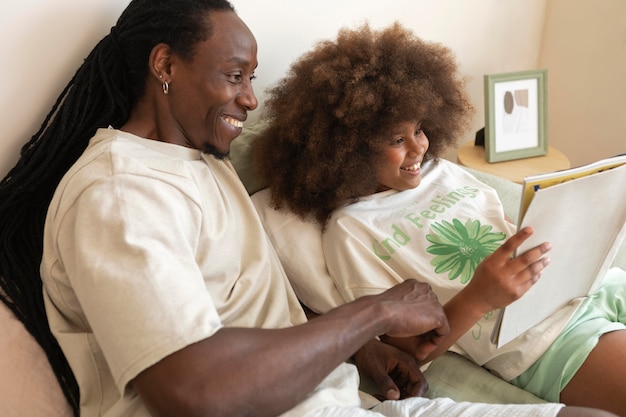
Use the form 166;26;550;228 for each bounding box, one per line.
54;129;205;207
75;129;203;181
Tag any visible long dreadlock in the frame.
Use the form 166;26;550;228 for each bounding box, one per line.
0;0;235;414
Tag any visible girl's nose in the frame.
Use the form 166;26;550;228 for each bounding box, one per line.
408;135;427;156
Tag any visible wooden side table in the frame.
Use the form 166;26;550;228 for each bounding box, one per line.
456;141;571;184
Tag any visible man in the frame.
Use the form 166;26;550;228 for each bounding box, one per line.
0;1;614;416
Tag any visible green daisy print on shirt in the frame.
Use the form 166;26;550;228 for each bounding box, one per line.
426;219;506;284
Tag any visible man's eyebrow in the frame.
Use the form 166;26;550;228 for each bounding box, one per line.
229;56;256;68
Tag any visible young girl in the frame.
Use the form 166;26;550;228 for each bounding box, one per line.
251;22;626;415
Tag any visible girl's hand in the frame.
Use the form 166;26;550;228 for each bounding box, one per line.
462;226;551;314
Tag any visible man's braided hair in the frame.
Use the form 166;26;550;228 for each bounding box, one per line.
0;0;234;414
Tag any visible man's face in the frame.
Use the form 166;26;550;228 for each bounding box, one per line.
167;10;258;158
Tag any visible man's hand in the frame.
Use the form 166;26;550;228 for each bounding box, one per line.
374;279;449;361
353;339;428;401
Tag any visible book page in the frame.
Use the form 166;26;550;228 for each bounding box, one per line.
494;163;626;347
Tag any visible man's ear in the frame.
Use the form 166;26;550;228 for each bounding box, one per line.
148;43;172;83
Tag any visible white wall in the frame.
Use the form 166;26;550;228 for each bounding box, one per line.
0;0;548;178
0;0;129;178
539;0;626;166
236;0;548;162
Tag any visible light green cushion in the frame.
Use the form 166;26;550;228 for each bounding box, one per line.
230;122;268;195
423;352;545;403
357;351;545;404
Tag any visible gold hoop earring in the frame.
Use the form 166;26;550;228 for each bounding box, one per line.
162;81;170;95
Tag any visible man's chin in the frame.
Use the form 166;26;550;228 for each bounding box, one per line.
202;143;230;160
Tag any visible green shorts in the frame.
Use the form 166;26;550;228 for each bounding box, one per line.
510;267;626;402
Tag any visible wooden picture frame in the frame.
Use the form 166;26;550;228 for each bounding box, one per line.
484;69;548;163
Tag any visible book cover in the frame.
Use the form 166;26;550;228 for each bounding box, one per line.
491;154;626;347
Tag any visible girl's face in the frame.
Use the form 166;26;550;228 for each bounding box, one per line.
375;120;429;192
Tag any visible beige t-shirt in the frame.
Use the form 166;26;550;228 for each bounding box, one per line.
254;159;577;381
41;128;359;416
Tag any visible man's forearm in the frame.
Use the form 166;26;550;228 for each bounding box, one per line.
133;295;389;417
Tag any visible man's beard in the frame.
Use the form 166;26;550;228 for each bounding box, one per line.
202;143;230;160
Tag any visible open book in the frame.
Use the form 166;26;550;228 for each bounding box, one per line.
491;154;626;347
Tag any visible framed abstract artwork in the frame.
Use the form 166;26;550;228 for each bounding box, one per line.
484;69;548;163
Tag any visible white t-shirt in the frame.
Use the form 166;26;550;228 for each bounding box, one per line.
254;159;576;380
41;128;359;417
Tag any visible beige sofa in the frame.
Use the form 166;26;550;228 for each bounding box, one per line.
2;124;624;415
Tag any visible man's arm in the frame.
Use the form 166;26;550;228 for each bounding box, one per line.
133;279;448;417
305;305;429;401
